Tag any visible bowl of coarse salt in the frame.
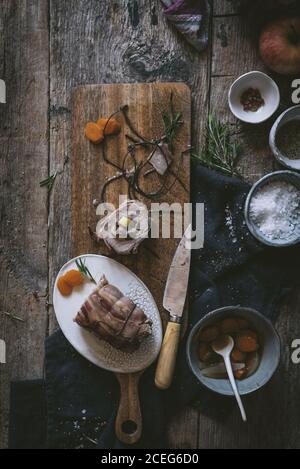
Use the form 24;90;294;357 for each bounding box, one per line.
244;171;300;247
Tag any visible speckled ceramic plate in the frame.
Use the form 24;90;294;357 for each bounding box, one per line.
53;254;162;374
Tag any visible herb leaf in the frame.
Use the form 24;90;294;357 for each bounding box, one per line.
75;258;97;284
192;114;242;179
39;171;57;192
162;94;183;150
2;311;25;323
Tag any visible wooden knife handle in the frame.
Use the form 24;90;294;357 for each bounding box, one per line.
155;320;181;390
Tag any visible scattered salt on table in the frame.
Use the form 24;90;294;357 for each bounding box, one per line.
249;181;300;241
225;204;238;244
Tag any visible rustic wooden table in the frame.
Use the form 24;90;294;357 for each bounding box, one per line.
1;0;300;449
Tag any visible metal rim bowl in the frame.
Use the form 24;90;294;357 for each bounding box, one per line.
228;71;280;124
244;171;300;247
186;306;281;397
270;105;300;171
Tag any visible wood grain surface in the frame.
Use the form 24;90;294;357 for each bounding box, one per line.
1;0;300;449
115;371;143;445
155;321;181;390
0;0;49;448
71;83;190;325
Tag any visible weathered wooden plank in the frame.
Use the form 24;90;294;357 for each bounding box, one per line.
201;8;300;449
274;294;300;449
212;16;260;77
214;0;240;16
0;0;49;448
48;0;210;448
168;408;199;449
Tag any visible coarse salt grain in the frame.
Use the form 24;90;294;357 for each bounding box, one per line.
249;181;300;241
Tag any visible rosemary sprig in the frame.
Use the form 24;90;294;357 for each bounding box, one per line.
39;171;57;192
2;311;25;323
192;114;242;178
162;93;183;150
163;112;183;148
76;258;97;284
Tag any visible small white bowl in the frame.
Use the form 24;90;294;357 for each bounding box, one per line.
228;71;280;124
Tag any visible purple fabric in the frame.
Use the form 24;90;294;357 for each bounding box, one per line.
163;0;202;16
161;0;210;52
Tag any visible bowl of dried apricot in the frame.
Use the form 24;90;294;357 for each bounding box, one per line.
186;307;281;396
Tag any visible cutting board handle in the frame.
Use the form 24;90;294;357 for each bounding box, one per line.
115;372;143;445
155;320;181;390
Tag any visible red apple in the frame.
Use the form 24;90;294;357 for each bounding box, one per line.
259;17;300;75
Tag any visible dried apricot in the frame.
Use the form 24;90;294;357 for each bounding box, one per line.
236;330;259;353
197;343;213;362
64;269;84;287
245;352;260;377
57;277;73;296
237;318;250;329
198;325;220;343
220;317;240;335
84;122;104;144
234;368;247;380
231;347;246;363
97;117;121;136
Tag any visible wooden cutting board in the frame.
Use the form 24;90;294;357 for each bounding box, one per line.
71;83;191;326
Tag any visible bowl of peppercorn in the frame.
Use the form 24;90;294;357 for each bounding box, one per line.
228;71;280;124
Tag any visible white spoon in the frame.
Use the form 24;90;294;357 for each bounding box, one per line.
212;335;247;423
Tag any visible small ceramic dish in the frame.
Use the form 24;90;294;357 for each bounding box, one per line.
269;105;300;171
228;71;280;124
244;170;300;247
186;306;281;396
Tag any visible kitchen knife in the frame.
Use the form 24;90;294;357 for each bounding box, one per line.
155;225;192;390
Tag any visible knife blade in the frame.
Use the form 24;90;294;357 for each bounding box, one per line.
163;224;192;319
155;225;192;390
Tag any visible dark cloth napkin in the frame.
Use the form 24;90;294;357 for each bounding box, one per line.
9;165;300;449
160;0;211;52
236;0;300;34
